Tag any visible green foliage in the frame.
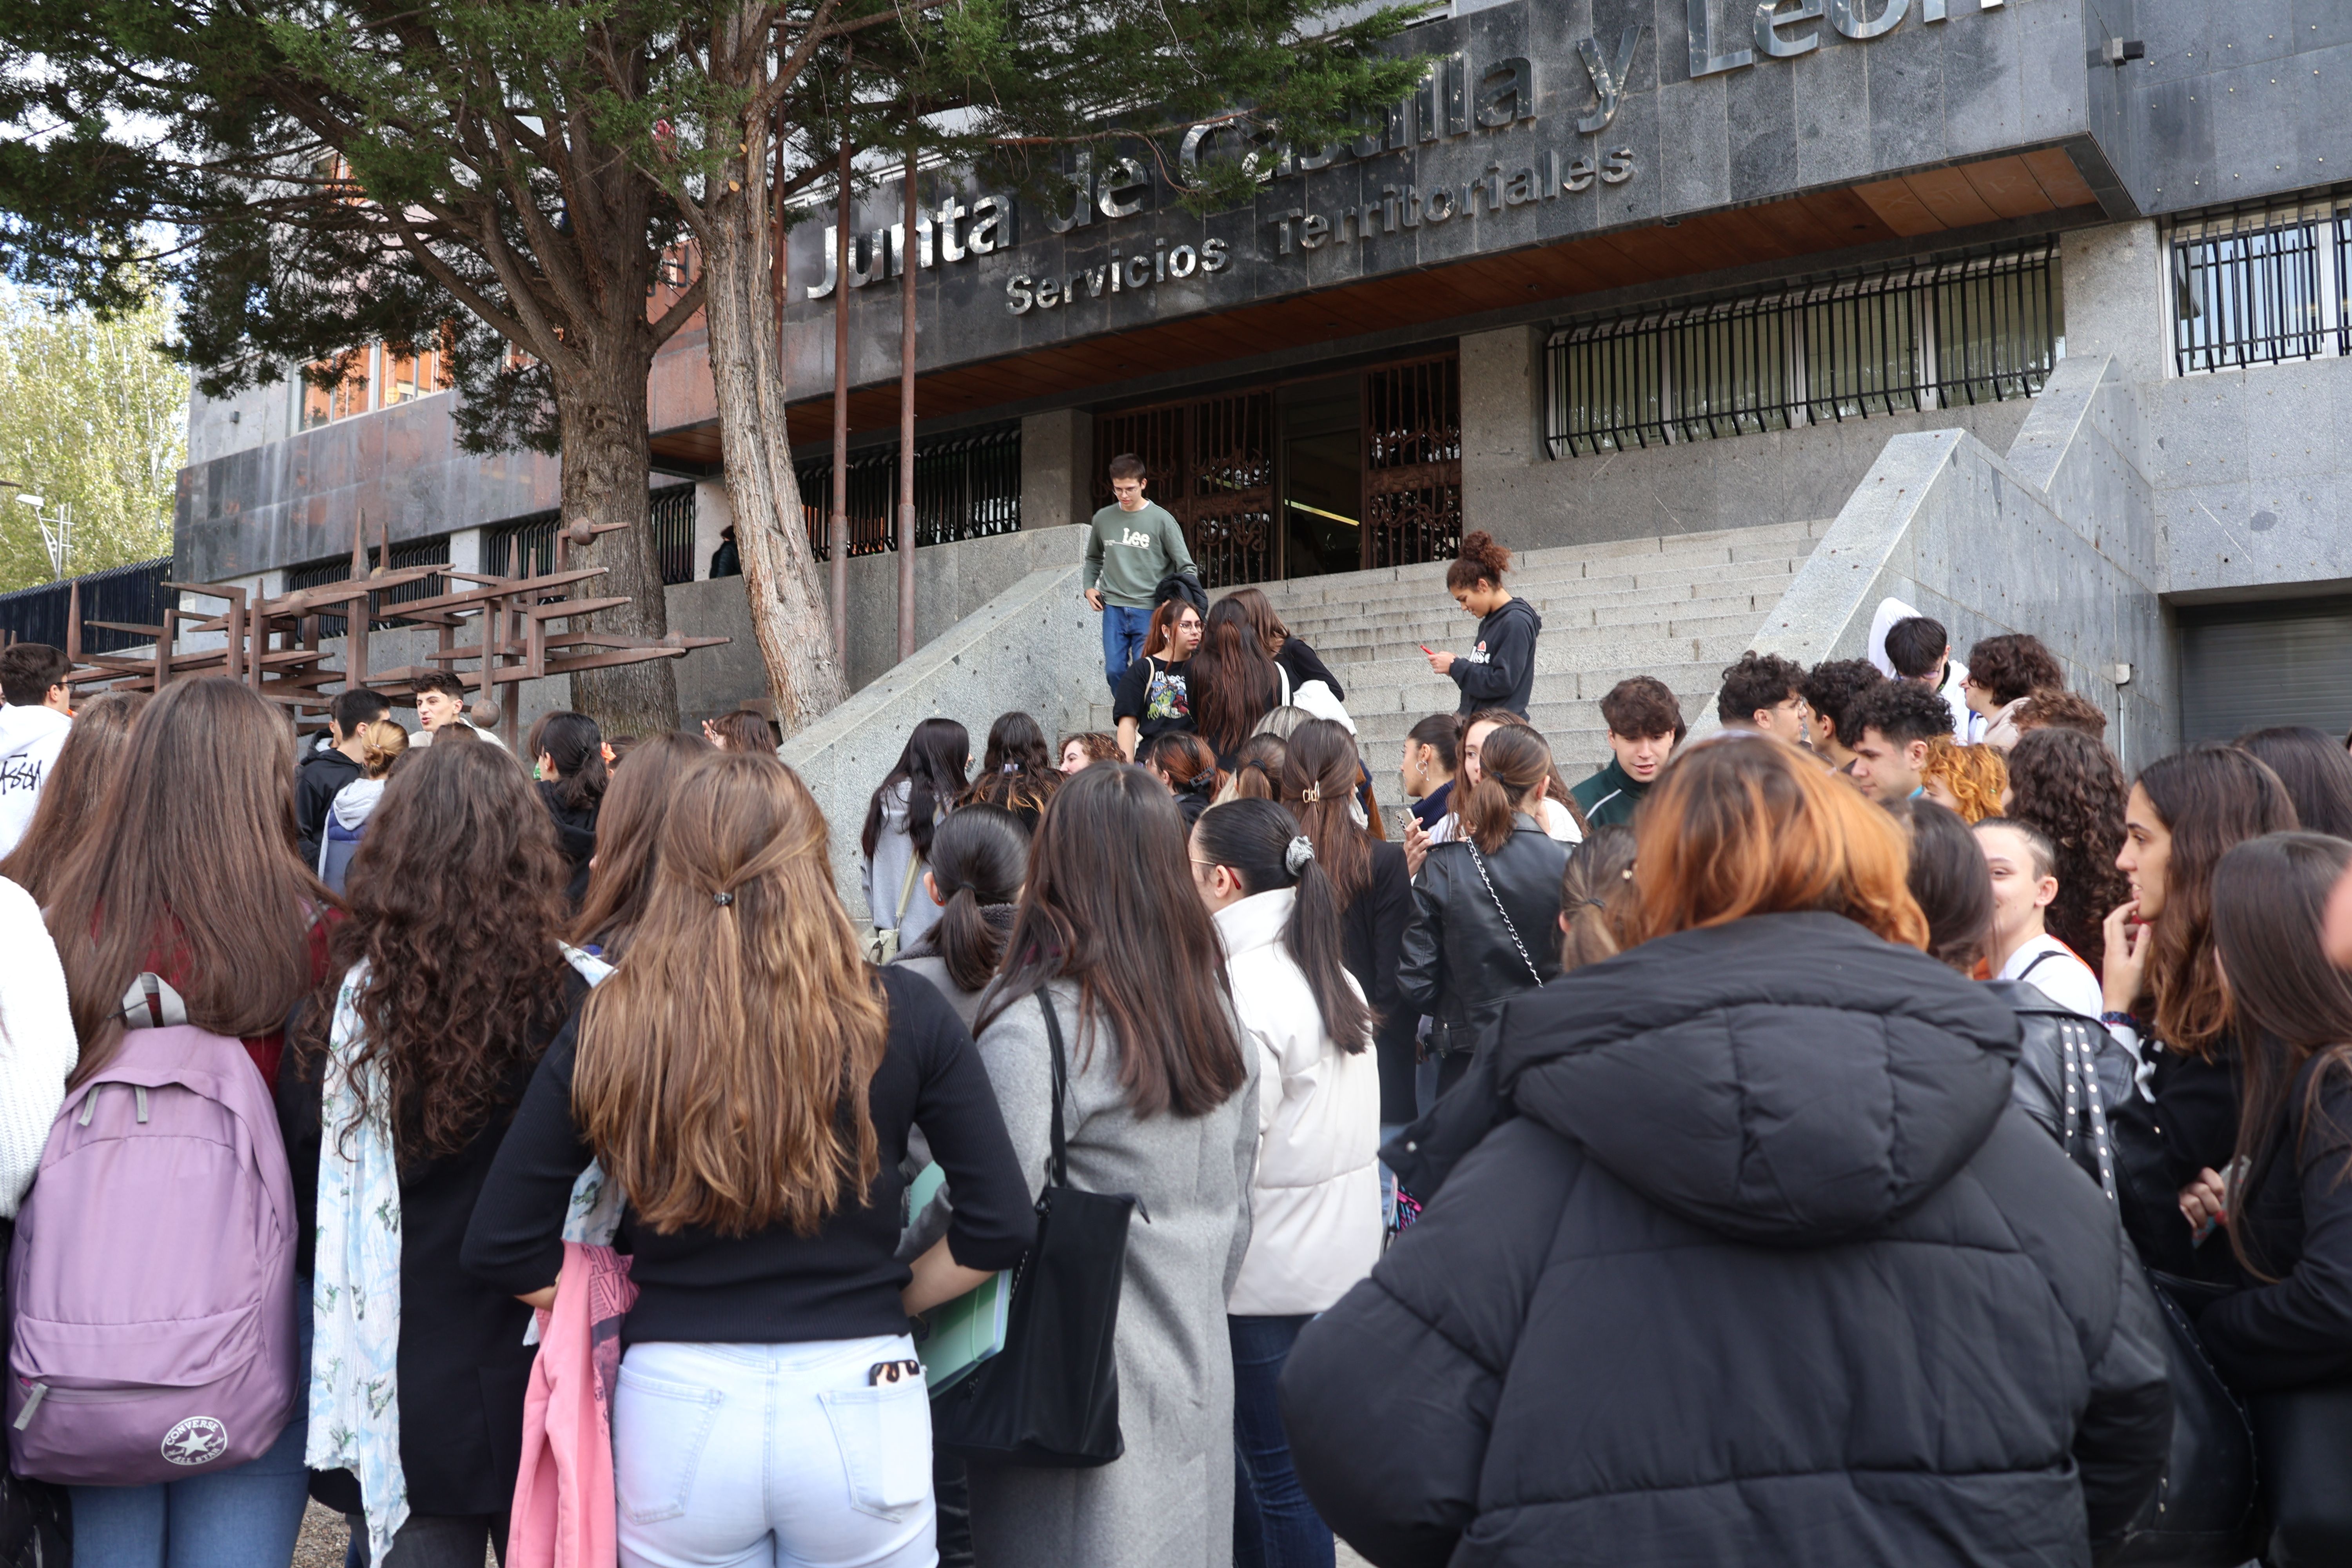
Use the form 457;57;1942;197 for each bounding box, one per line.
0;284;183;592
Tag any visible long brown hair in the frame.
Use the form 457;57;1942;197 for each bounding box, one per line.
312;740;573;1159
2210;833;2352;1281
569;730;713;959
962;711;1059;821
1224;586;1290;657
1632;735;1927;949
978;763;1247;1118
1280;719;1371;906
573;753;889;1237
2136;744;2298;1059
1459;725;1553;854
0;689;147;905
1189;597;1281;757
46;678;327;1084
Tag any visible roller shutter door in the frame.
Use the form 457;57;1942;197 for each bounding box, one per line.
2178;596;2352;743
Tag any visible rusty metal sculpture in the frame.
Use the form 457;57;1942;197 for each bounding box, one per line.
43;514;726;743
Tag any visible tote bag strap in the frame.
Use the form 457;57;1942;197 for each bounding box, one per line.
1036;988;1073;1190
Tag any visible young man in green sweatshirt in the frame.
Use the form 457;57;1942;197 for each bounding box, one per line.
1571;676;1686;828
1084;453;1196;692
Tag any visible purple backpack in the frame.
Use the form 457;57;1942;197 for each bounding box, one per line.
6;977;299;1486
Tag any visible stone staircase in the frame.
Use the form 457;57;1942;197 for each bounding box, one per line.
1240;519;1831;782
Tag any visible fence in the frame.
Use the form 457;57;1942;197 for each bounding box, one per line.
0;557;176;654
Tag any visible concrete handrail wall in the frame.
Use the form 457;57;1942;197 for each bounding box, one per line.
1732;354;2176;769
781;550;1102;920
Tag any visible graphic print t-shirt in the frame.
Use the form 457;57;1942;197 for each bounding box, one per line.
1114;655;1194;741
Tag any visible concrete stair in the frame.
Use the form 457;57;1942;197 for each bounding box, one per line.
1090;519;1829;783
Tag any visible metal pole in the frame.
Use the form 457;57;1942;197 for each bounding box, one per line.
896;143;918;662
828;50;853;664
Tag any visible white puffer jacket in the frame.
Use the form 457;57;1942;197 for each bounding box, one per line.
1218;888;1383;1317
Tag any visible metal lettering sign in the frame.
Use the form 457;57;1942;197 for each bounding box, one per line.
795;0;2010;321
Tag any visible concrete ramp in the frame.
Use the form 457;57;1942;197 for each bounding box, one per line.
782;555;1099;920
1733;354;2172;767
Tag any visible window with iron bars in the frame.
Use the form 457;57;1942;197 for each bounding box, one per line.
482;486;699;589
2171;199;2352;376
1544;241;2062;458
797;424;1022;561
285;537;453;636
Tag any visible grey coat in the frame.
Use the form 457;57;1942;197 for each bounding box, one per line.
861;779;944;950
965;979;1259;1568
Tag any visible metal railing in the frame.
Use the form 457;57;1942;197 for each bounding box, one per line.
797;424;1022;561
1546;241;2062;458
2172;200;2349;375
0;557;175;654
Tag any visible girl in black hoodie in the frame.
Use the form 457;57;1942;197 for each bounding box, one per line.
1426;532;1541;717
528;710;606;909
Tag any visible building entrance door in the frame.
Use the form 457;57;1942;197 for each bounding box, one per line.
1278;377;1363;579
1094;350;1461;588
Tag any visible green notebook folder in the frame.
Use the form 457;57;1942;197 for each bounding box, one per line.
907;1162;1013;1394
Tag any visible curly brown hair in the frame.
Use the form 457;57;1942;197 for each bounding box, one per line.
314;740;575;1160
2004;728;2130;978
1965;634;2064;706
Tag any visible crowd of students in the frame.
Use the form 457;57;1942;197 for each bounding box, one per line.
0;552;2350;1568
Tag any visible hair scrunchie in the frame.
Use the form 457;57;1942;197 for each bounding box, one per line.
1284;835;1316;877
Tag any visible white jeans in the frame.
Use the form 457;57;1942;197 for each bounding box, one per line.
614;1336;936;1568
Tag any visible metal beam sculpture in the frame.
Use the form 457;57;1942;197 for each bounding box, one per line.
49;514;726;742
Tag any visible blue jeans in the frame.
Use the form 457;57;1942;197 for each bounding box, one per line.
613;1336;933;1568
70;1289;313;1568
1231;1314;1333;1568
1102;603;1153;692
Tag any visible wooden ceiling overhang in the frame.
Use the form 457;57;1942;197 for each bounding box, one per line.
644;145;2105;466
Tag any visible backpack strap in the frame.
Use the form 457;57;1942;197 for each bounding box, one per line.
118;972;188;1031
2014;948;2062;984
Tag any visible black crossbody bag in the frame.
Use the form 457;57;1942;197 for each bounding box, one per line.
932;988;1136;1468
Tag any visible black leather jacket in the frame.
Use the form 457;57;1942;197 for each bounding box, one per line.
1399;817;1568;1055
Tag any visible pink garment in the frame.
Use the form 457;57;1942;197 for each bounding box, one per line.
510;1241;637;1568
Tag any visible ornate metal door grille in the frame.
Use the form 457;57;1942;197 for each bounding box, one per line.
1095;393;1275;588
1362;355;1462;571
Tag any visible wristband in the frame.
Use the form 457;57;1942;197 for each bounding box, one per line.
2099;1011;2141;1030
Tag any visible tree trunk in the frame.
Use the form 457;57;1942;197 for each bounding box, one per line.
700;160;851;739
551;343;679;737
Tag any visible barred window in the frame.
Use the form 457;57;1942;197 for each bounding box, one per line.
798;423;1022;561
1545;241;2061;458
483;485;697;589
2171;201;2349;375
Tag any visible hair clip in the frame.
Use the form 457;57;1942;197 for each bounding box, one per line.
713;892;734;906
1300;784;1321;803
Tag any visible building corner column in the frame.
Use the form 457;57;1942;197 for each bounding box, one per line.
1019;408;1093;533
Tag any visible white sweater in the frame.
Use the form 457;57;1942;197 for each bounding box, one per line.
1218;888;1383;1317
0;878;76;1217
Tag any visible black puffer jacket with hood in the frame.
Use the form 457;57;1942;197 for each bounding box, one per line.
1283;911;2173;1568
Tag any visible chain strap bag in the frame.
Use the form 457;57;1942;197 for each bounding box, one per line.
931;988;1136;1468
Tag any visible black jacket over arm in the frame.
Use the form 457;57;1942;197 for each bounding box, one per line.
1341;837;1416;1125
277;969;589;1517
2200;1055;2352;1393
1283;913;2172;1568
463;965;1035;1347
